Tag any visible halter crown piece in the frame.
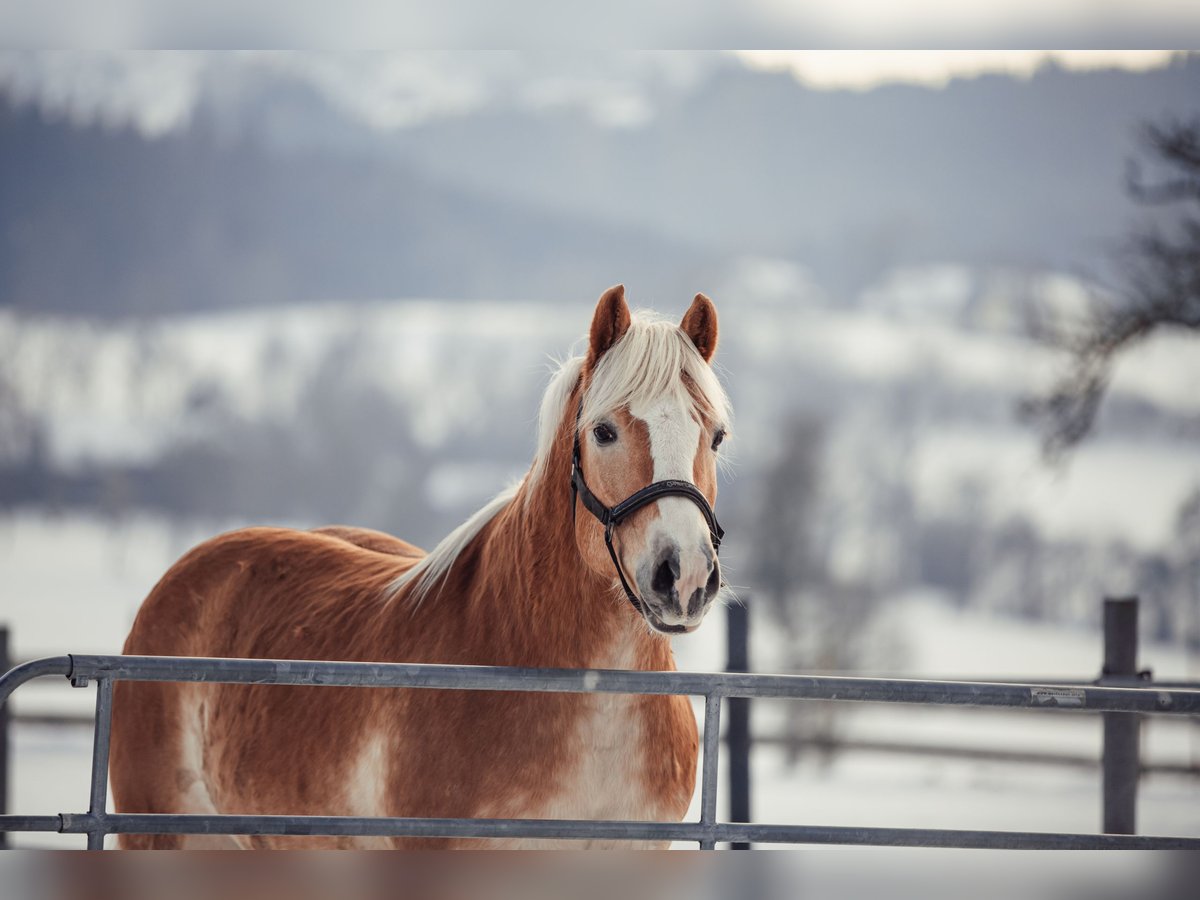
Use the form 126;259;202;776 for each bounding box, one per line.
569;400;724;630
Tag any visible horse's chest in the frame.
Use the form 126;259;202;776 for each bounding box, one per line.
554;693;653;818
537;690;694;824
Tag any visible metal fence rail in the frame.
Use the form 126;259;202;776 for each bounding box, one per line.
2;652;1200;850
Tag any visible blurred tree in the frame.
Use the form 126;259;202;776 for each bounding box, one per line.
1175;487;1200;650
747;415;902;766
0;372;36;464
749;416;825;632
1022;118;1200;457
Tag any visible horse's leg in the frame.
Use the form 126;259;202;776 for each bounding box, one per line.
110;680;240;848
310;526;426;558
109;680;175;848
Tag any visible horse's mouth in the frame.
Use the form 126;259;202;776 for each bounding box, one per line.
640;604;699;635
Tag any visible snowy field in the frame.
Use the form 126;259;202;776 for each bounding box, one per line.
2;271;1198;849
2;511;1197;849
3;278;1200;551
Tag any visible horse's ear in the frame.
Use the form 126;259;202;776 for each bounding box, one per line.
681;293;718;363
587;284;631;367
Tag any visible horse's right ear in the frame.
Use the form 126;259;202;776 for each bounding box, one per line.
587;284;631;367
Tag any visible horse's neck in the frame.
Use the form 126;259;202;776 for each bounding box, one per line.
424;441;671;672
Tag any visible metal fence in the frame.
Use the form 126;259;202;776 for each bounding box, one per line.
722;596;1200;838
3;640;1200;850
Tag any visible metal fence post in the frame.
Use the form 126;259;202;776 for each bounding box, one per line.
1102;596;1140;834
85;678;114;850
699;693;721;850
0;626;8;849
726;602;751;849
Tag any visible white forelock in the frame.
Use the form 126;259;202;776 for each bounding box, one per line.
529;311;731;490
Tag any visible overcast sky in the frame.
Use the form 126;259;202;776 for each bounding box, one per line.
4;0;1200;48
737;50;1178;89
0;51;1188;138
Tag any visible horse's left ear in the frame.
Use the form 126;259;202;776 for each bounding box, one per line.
681;293;718;363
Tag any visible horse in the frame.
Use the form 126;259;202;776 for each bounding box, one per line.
109;285;732;848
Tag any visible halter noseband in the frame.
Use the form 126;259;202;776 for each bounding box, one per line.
569;401;724;630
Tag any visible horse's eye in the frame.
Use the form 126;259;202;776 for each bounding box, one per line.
711;428;726;451
593;423;618;446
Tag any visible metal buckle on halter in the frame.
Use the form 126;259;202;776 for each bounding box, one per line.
568;400;724;624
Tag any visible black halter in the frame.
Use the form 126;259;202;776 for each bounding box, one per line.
569;401;724;627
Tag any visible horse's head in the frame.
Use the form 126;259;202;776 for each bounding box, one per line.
570;285;730;635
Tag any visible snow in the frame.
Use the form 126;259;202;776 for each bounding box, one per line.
911;430;1200;551
3;516;1196;848
2;268;1199;848
860;265;975;324
424;462;526;511
3;272;1198;554
1108;327;1200;419
0;299;585;467
675;591;1200;845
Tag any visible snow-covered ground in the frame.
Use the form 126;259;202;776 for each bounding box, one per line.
3;271;1199;551
673;590;1200;844
2;267;1198;848
2;512;1196;848
0;299;586;467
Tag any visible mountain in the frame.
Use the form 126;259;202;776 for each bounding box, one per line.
390;58;1200;292
0;96;704;317
1;55;1197;317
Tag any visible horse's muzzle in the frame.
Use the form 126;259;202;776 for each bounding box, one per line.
639;544;721;631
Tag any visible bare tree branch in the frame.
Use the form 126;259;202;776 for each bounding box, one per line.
1022;117;1200;459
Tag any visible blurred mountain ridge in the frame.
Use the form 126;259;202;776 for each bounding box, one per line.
0;94;700;316
2;55;1198;317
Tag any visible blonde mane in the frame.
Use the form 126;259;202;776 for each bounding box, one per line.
390;311;731;605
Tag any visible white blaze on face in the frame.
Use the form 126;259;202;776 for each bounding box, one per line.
628;395;713;621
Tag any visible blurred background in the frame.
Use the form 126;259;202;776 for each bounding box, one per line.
1;50;1198;844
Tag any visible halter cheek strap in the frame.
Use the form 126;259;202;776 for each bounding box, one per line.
569;401;724;628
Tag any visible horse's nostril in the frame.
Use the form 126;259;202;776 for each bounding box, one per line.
652;547;680;597
652;558;677;596
706;562;720;594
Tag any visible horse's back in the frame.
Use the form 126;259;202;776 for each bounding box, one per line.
110;526;423;848
120;526;421;657
310;525;425;559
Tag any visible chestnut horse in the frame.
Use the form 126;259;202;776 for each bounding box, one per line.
109;285;732;848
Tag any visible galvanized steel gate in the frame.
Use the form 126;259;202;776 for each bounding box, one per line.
2;652;1200;850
